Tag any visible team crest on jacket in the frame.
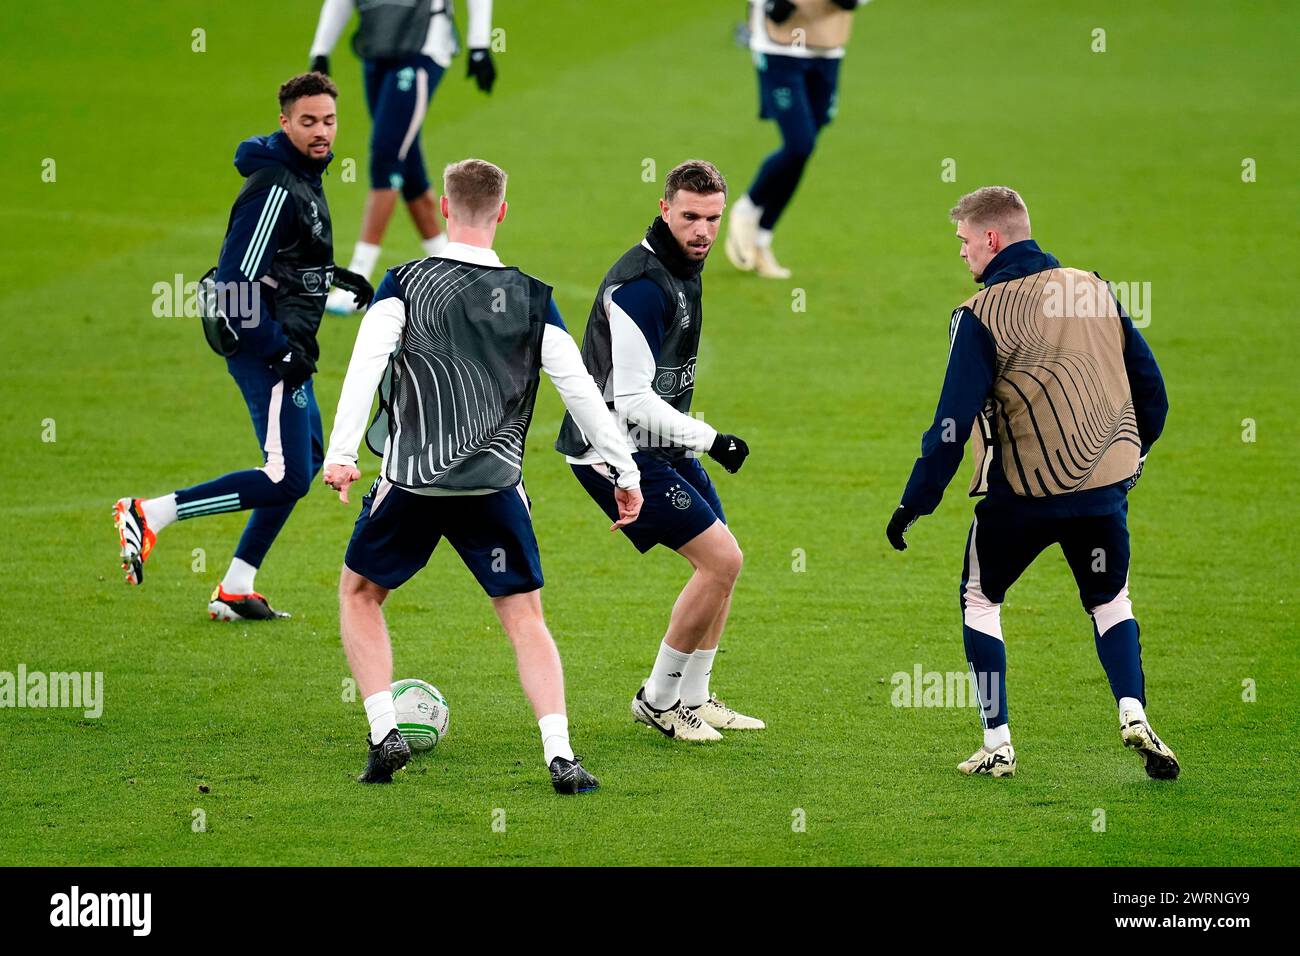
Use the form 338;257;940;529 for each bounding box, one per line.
656;370;677;393
292;386;309;408
667;483;691;510
677;291;690;329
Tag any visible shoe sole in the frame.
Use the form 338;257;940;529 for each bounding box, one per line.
959;763;1016;778
1123;727;1180;780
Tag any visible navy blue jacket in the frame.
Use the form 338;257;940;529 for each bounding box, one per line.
214;132;334;361
899;240;1168;518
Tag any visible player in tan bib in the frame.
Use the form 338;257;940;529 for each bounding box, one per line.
886;187;1179;782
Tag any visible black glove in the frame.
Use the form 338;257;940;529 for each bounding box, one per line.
765;0;798;24
467;49;496;93
708;433;750;474
886;505;919;552
271;349;316;388
831;0;859;10
1125;456;1146;492
310;55;330;76
332;267;375;310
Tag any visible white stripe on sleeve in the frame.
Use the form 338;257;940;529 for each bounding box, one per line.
240;185;288;280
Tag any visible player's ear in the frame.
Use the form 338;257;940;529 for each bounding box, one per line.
439;194;450;220
278;112;290;135
496;201;507;225
659;197;670;219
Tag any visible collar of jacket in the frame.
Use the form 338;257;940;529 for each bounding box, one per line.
981;239;1059;287
271;130;333;183
645;216;704;281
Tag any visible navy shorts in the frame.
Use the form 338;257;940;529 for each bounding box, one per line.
571;452;726;554
344;478;544;597
961;498;1131;614
755;52;841;128
363;54;444;199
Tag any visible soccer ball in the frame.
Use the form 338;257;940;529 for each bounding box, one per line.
391;678;449;751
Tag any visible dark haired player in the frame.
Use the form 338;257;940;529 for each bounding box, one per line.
558;160;764;742
112;73;372;620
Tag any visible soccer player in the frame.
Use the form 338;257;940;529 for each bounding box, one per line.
112;73;372;620
886;186;1179;781
556;160;763;743
308;0;496;316
322;159;644;794
725;0;871;279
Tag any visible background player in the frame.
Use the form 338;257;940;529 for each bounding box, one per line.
322;159;643;793
112;73;372;620
557;160;762;742
886;186;1178;781
309;0;497;315
726;0;871;278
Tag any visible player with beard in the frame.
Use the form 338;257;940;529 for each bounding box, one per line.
557;160;763;742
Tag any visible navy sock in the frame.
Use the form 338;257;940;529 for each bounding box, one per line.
963;625;1008;729
1094;618;1146;704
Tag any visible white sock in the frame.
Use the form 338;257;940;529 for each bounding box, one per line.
221;556;257;595
348;241;381;280
755;228;774;249
680;647;717;708
538;713;573;766
363;690;397;744
984;724;1011;750
141;494;177;533
1119;697;1147;725
420;232;448;257
645;641;692;710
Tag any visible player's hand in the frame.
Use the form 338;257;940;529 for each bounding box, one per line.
332;267;375;310
765;0;798;24
886;505;919;552
271;349;316;387
708;433;750;474
1125;455;1147;492
310;55;330;76
323;462;361;503
611;486;643;531
467;49;496;93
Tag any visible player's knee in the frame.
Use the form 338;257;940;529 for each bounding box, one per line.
279;466;312;503
961;585;1003;640
708;539;744;589
1089;586;1134;636
339;566;386;605
369;155;405;192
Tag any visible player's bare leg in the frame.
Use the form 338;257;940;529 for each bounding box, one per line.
405;188;444;244
338;565;409;782
491;590;598;794
684;590;766;730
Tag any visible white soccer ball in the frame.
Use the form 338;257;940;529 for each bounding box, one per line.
391;678;449;751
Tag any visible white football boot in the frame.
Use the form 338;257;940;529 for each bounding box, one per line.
689;695;766;730
753;246;792;280
958;742;1017;777
1120;709;1180;779
724;201;760;272
631;687;722;742
324;285;360;316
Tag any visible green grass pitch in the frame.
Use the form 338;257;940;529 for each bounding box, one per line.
1;0;1296;866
